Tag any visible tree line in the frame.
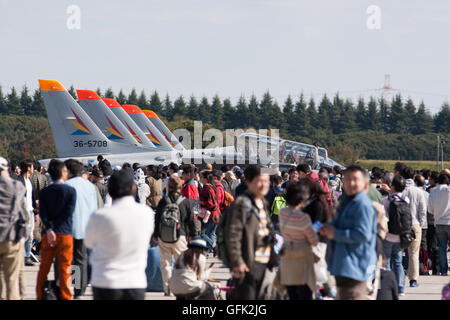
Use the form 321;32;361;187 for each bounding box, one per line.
0;84;448;163
1;84;448;135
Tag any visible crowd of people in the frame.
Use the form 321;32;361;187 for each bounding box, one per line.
0;154;448;301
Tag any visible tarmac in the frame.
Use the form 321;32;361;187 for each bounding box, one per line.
21;254;449;300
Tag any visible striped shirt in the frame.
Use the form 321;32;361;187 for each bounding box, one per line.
254;198;271;264
279;206;318;245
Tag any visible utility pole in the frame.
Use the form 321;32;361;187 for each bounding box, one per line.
437;135;440;172
441;139;446;171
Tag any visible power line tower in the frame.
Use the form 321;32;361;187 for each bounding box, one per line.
381;74;394;104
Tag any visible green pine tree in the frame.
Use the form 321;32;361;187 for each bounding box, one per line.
222;98;235;129
30;89;46;117
137;90;149;109
339;99;356;133
198;97;210;122
378;97;390;133
96;88;103;97
187;95;199;120
413;101;433;134
403;98;416;133
259;91;276;129
355;97;367;130
0;86;6;115
294;94;308;136
234;96;248;129
7;87;23;115
366;97;381;131
174;95;188;119
331;93;344;133
104;88;115;99
306;98;318;130
149;91;162;114
247;95;259;129
210;95;224;129
389;94;406;134
20;86;33;116
434;103;450;133
282;95;295;135
318;94;331;130
163;94;174;121
127;88;138;105
116;90;127;105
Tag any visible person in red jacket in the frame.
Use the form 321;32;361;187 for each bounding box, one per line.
181;165;199;200
212;170;225;213
297;164;332;208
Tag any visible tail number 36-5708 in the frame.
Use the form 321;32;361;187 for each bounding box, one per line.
73;140;108;148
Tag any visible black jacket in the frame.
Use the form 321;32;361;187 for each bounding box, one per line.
154;192;197;240
99;159;113;177
39;183;77;235
376;268;399;300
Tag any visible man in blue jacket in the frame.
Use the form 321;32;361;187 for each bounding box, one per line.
320;165;377;300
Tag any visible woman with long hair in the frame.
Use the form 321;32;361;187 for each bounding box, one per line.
298;177;334;298
279;181;318;300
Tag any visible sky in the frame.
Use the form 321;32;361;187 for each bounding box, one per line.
1;0;450;114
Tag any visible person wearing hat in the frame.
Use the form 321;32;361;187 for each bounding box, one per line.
90;169;107;203
134;167;150;205
0;157;29;300
169;237;218;300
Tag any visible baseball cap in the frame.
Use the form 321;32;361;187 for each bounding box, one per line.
0;157;8;171
188;237;209;250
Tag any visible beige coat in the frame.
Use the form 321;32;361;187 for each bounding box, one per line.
146;177;162;208
279;239;316;296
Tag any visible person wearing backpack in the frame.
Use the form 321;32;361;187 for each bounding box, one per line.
382;175;410;296
153;176;197;296
181;165;201;237
267;175;286;228
401;167;427;288
0;157;29;300
226;165;277;300
199;171;220;255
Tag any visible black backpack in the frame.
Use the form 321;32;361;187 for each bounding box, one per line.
388;194;414;249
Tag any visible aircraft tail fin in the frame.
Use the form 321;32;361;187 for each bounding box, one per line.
39;79;117;157
143;110;185;151
76;90;155;150
122;104;174;151
102;98;159;148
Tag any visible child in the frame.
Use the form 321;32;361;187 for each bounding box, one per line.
169;237;218;300
377;253;399;300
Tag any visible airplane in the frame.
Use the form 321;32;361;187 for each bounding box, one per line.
236;132;345;169
121;104;174;151
38;79;182;167
101;97;157;148
142;110;185;151
76;90;155;149
122;104;244;164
